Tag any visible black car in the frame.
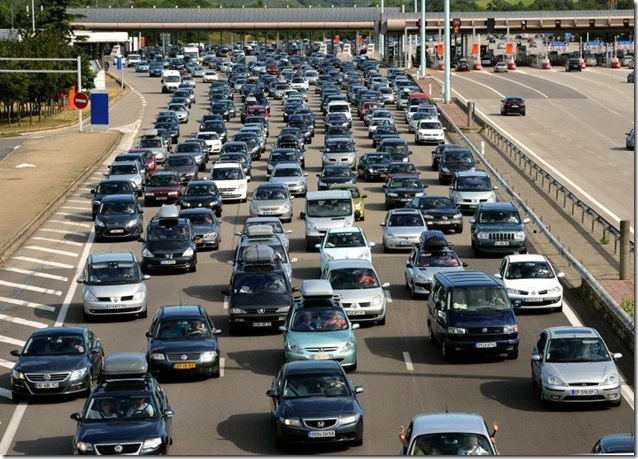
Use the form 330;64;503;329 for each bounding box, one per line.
139;204;198;273
437;147;477;185
179;179;223;216
266;360;364;450
173;142;207;172
70;352;174;455
10;327;104;400
469;201;530;257
223;245;293;334
287;114;312;143
163;153;199;184
145;304;222;378
431;143;461;171
500;96;526;116
405;194;464;233
324;112;350;130
455;58;470;71
591;433;635;454
317;164;356;190
233;131;261;160
384;175;426;210
267;148;303;173
356;152;393;181
209;101;231;121
154;121;179;144
94;194;144;242
371;125;400;148
377;138;412;162
565;58;582;72
90;178;137;220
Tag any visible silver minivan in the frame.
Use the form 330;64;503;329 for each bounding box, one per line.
321;137;357;169
300;190;354;251
449;170;498;213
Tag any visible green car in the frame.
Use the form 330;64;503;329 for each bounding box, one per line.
279;280;359;371
330;183;367;221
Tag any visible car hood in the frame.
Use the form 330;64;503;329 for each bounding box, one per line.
270;177;304;185
85;283;144;297
287;329;355;347
144;240;191;253
229;293;291;308
451;190;494;200
544;361;618;384
422;208;460;218
365;161;391;169
109;174;139;182
334;287;382;303
386;186;422;193
504;278;559;291
441;162;475;171
411;266;465;280
251;199;289;208
319;176;354;184
182;195;220;204
148;338;218;354
75;419;164;444
445;308;516;328
165;165;196;174
96;214;140;224
281;396;357;418
15;355;88;373
212;179;245;188
475;223;523;232
385;227;425;237
322;247;370;261
146;185;180;193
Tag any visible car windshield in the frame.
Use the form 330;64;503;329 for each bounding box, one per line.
139;139;163;148
449;287;510;311
329;267;379;289
244;221;284;235
23;334;85;356
272;167;302;178
388;214;423;227
478;210;520;225
183;212;214;225
223;144;245;153
545;338;611;363
99;201;136;216
147;223;189;241
96;182;131;194
282;370;349;398
389;178;421;189
219;154;245;163
444;151;473;163
166;156;194;167
231;272;288;294
419;121;442;129
198;133;219;140
366;154;391;164
175;144;200;153
415;251;460;267
154;318;211;340
110;164;138;175
185;184;216;196
148;174;180;186
456;176;491;191
408;433;494;456
505;261;554;279
84;395;158;421
323;167;350;177
389;164;417;174
382;143;409;155
211;168;241;180
415;197;456;210
306;198;352;217
325;141;353;153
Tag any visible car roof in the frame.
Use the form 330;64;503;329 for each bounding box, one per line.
326;226;363;234
306;190;352;200
505;254;548;263
477;201;517;211
212;162;243;169
283;359;343;375
543;326;600;339
595;433;635;453
454;170;489;178
389;208;422;215
151;170;180;177
31;326;87;337
179;207;215;216
101;193;138;203
326;259;374;270
157;304;206;317
88;251;137;264
409;412;490;436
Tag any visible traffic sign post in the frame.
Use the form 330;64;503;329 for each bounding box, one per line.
73;92;88;133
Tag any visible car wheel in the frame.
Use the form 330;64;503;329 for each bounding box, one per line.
211;367;220;378
522;111;526;116
305;241;315;252
428;322;437;345
83;310;92;322
410;283;418;299
501;110;505;116
507;347;519;359
348;360;357;372
553;304;563;313
275;437;286;451
189;262;197;273
376;315;386;326
139;308;148;319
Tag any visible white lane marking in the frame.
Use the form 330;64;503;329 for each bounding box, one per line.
38;228;85;237
4;267;68;282
0;359;15;370
31;237;83;247
0;313;48;329
0;296;56;312
23;246;79;258
59;206;89;212
49;220;91;228
402;351;414;371
53;212;92;220
453;73;549;99
0;401;27;454
0;335;25;347
219;357;225;378
13;257;73;269
0;280;62;296
223;295;229;310
67;199;87;204
385;289;392;303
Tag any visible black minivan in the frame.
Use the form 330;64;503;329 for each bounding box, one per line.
427;270;520;361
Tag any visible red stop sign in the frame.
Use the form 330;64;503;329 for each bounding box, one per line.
74;92;89;109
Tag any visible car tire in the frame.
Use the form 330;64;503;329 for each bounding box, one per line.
352;435;364;447
428;323;437;345
522;111;526;116
410;284;418;300
377;315;386;326
275;437;286;451
553;304;563;313
305;241;315;252
211;367;220;378
139;308;148;319
189;263;197;273
507;348;519;359
348;360;357;372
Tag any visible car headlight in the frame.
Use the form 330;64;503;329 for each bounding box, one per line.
503;324;518;333
204;232;217;239
453;212;463;220
506;288;522;295
306;222;318;232
545;374;567;387
133;286;146;301
280;417;302;427
296;181;305;187
150;353;165;360
167;191;179;196
276;305;290;313
69;367;89;381
285;340;303;353
387;192;398;197
182;247;194;257
340;413;360;425
601;373;619;386
75;442;94;453
125;219;139;228
370;293;384;308
447;326;467;335
230;308;246;314
322;155;329;162
341;338;356;352
513;231;526;241
94;219;105;228
141;437;163;451
415;192;424;197
441;167;450;173
201;351;218;362
547;286;562;294
385;232;397;239
476;231;490;240
11;369;25;380
318;181;327;187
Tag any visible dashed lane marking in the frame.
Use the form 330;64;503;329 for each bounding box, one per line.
0;296;56;312
4;267;68;282
13;257;73;269
0;280;62;296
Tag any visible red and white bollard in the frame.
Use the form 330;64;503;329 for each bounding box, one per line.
473;61;483;70
507;60;517;71
542;59;551;70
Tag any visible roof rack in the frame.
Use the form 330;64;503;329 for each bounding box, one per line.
99;352;149;381
245;224;275;238
240;244;278;265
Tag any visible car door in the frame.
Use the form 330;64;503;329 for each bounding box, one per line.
531;331;549;386
405;247;418;284
86;330;104;379
429;282;447;341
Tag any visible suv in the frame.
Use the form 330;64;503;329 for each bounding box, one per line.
223;244;294;334
469;201;530;257
139;204;197;273
449;170;498;213
70;352;174;455
427;270;520;361
77;251;149;320
145;305;222;378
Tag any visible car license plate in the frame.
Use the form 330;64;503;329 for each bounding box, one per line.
107;304;128;309
36;381;59;389
570;389;598;396
264;212;279;215
160;260;176;265
525;297;544;302
110;229;125;234
347;310;366;315
313;353;330;360
380;173;387;177
476;342;497;348
494;241;510;246
252;322;271;327
173;363;197;370
308;430;336;438
400;240;412;246
438;221;451;225
156;197;167;200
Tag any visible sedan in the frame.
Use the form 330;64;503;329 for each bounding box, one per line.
356;152;393;182
380;208;428;252
317;164;356;191
495;254;564;312
500;96;526;116
405;195;464;233
316;226;375;273
531;326;622;406
384;175;426;210
179;208;221;250
10;327;104;400
493;61;508;73
266;360;364;450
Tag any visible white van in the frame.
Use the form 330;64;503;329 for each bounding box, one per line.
300;190;354;251
161;70;181;93
326;100;352;125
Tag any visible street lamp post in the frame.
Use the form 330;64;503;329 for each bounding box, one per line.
418;0;426;78
31;0;35;32
379;0;384;60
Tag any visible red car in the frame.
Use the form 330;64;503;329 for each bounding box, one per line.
126;148;157;176
358;101;379;120
241;105;269;123
143;170;183;206
384;162;420;184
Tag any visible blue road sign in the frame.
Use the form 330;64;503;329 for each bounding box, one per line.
564;32;572;41
90;91;109;130
116;56;122;70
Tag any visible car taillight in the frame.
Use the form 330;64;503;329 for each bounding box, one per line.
519;102;525;107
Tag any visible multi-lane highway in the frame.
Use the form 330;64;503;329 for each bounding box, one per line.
0;60;633;455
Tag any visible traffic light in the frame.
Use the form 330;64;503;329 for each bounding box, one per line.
555;19;561;29
452;18;461;34
486;18;495;34
520;20;527;31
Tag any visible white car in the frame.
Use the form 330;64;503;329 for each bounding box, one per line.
202;70;219;82
209;162;248;202
495;254;565;312
290;77;309;91
415;119;445;145
315;226;375;272
196;131;222;154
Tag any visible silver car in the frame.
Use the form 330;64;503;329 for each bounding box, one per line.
249;183;294;223
322;259;388;326
381;208;428;252
269;162;308;197
531;326;623;406
76;251;149;320
105;160;145;196
404;241;466;298
238;217;291;252
449;170;498;213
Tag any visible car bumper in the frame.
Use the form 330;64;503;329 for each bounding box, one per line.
142;256;196;271
423;219;463;231
249;209;292;220
384;236;420;249
274;418;363;446
83;298;147;316
284;350;357;369
474;240;527;253
149;356;220;377
416;134;445;143
194;234;220;249
229;314;287;329
343;303;385;323
443;337;519;355
11;373;91;397
95;225;142;240
540;383;622;404
508;294;562;309
144;194;180;205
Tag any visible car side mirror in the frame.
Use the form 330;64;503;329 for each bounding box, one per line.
406;261;412;268
10;349;20;357
76;277;85;284
362;194;368;199
523;218;531;224
314;244;321;249
468;217;476;224
145;331;153;338
221;289;230;296
379;222;385;227
369;242;376;247
266;389;277;398
352;323;360;330
531;354;542;362
90;189;96;194
381;282;390;288
462;262;468;267
70;413;82;422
